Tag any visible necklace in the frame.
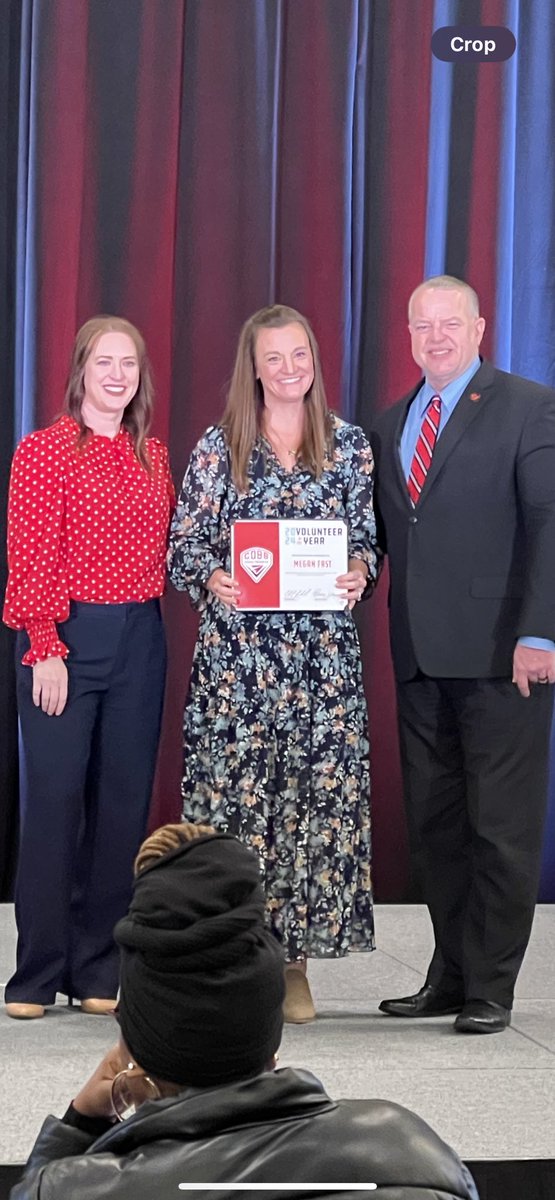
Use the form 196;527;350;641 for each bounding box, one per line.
264;422;301;461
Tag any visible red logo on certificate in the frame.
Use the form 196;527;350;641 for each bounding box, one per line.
239;547;274;583
232;521;281;608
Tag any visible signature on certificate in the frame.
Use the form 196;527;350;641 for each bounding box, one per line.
283;587;331;601
283;587;312;601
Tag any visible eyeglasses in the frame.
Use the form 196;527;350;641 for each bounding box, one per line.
111;1062;162;1121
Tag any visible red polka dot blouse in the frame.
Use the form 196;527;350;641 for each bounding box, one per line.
3;415;175;665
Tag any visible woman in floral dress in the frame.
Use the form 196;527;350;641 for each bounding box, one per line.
168;305;380;1022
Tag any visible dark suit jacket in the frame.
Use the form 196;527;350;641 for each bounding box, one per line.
370;359;555;680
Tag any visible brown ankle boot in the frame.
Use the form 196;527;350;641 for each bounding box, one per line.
283;970;316;1023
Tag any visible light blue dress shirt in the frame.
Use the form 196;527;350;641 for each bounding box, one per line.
399;357;554;653
399;356;481;477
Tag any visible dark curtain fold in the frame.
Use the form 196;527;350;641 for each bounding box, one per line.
354;0;436;897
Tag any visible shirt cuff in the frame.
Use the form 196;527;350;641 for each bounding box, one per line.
22;619;69;665
518;636;555;652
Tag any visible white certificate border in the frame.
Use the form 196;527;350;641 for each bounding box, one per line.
231;519;348;612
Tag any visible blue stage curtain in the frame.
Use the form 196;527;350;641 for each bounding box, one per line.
500;0;555;899
0;0;23;898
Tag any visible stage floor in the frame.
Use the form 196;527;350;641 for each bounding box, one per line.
1;903;554;1168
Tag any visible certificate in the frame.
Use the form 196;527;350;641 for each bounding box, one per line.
231;519;348;611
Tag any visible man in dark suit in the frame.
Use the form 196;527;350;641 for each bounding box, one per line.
370;275;555;1034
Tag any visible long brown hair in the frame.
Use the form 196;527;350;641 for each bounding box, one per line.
63;315;154;470
220;304;334;492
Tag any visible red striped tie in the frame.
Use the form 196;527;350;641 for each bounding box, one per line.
407;394;442;506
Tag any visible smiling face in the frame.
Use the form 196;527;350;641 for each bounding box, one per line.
254;322;315;407
83;331;140;416
408;287;485;391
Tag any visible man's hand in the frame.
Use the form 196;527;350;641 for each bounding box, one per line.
512;645;555;697
73;1043;127;1120
32;657;68;716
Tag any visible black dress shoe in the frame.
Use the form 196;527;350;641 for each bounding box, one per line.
379;984;464;1018
454;1000;511;1034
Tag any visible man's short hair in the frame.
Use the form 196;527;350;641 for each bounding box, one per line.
408;275;480;321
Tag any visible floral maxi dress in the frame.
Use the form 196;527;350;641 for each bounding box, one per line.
168;416;380;959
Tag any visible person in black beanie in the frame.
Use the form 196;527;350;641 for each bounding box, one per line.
116;825;285;1086
11;824;479;1200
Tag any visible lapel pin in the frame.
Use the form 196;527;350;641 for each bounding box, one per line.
470;392;481;402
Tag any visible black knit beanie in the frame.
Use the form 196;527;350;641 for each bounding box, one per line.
114;833;285;1087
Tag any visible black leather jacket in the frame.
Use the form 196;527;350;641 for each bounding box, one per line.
11;1067;478;1200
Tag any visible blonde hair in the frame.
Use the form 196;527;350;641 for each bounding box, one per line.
408;276;480;321
220;304;334;492
134;822;216;876
63;315;154;470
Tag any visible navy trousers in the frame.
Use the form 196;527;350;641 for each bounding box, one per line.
7;600;167;1004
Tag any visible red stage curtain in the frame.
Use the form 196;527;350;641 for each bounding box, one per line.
3;0;524;899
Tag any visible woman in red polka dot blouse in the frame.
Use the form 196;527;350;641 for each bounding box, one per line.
3;316;175;1020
